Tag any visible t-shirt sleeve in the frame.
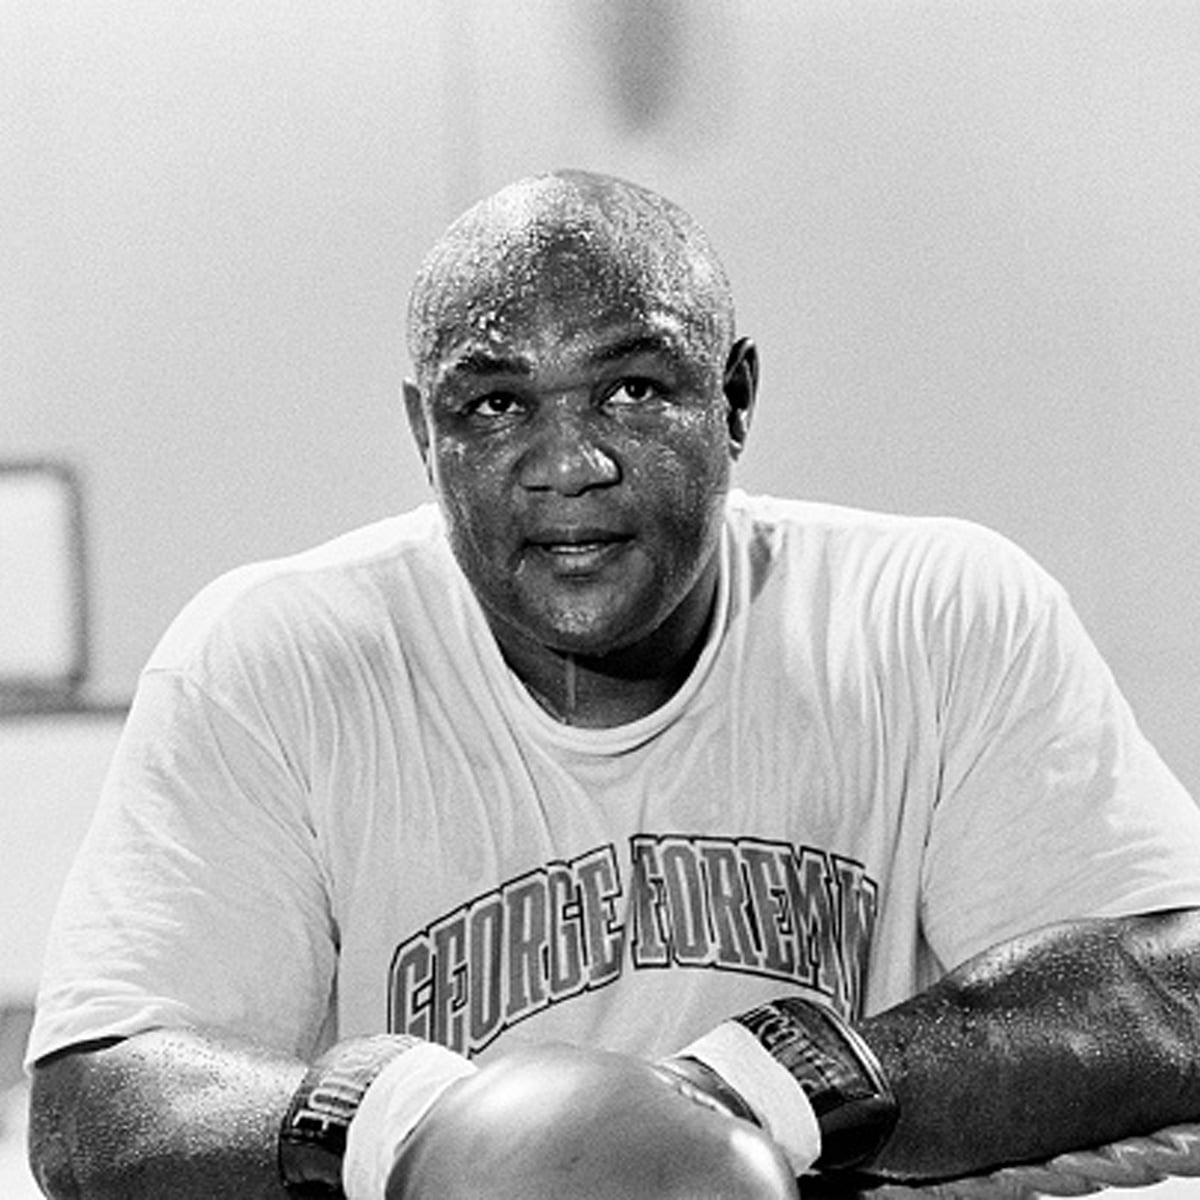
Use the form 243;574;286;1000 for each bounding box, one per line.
919;535;1200;974
27;664;337;1065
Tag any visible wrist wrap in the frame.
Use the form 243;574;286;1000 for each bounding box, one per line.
734;998;898;1172
278;1034;421;1197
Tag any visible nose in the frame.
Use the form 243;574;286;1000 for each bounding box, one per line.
517;405;621;496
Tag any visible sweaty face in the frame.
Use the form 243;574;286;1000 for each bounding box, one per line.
410;249;736;662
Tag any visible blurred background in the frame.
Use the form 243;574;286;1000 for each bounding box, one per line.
3;1;1199;1194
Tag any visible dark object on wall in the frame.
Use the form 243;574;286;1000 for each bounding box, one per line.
589;0;686;132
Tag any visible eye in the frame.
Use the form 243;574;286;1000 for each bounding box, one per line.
463;392;525;421
606;377;666;407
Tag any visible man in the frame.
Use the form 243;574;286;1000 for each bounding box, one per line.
26;169;1200;1198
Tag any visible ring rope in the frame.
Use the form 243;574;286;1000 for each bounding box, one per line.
870;1122;1200;1198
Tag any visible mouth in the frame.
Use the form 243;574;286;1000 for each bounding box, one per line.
523;528;633;575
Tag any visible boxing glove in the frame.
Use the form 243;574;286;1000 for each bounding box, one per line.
661;997;898;1177
385;1044;800;1200
278;1034;479;1198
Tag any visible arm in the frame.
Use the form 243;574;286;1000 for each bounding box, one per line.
668;907;1200;1185
852;532;1200;1179
860;907;1200;1181
27;1027;477;1199
28;1029;799;1200
26;667;339;1198
28;1028;306;1199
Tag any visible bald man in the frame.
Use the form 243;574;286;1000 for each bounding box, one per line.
27;171;1200;1199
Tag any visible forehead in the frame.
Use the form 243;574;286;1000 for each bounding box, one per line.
435;270;707;381
432;235;709;372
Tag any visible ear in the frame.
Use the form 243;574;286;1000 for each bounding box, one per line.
722;337;759;459
403;379;433;481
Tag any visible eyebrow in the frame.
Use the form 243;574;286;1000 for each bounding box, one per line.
584;332;683;366
437;328;687;385
442;349;532;380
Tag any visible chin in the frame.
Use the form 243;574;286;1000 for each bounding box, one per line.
538;626;633;661
523;605;654;661
563;622;678;665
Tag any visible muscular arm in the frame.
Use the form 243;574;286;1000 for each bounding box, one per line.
28;1031;790;1200
859;908;1200;1181
28;913;1200;1195
28;1028;306;1199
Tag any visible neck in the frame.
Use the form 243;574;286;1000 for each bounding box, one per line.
515;646;697;728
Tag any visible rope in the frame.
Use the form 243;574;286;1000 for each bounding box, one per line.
869;1122;1200;1198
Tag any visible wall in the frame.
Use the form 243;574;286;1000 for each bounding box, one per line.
3;0;1197;789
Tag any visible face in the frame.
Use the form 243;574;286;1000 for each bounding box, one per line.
405;249;754;663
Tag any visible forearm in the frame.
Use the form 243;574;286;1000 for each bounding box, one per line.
859;910;1200;1181
29;1027;306;1199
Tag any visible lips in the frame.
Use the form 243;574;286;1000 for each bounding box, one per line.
523;526;633;575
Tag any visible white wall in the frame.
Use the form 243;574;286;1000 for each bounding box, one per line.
0;713;125;1001
3;0;1197;789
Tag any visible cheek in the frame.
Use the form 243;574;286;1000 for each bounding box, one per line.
429;438;513;560
626;416;731;523
427;433;470;489
430;435;506;506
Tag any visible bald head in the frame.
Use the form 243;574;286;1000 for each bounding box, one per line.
406;170;736;388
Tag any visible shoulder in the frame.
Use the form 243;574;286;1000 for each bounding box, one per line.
724;490;1064;626
146;504;453;677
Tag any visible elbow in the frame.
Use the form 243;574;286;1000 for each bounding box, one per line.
27;1041;130;1200
27;1067;83;1199
28;1144;80;1200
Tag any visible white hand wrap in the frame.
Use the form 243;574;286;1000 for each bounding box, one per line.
343;1042;477;1200
676;1020;822;1175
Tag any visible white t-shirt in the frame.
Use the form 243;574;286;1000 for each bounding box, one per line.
28;492;1200;1067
